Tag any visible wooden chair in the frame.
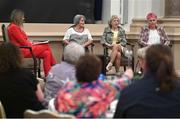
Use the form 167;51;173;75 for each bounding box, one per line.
24;109;75;119
0;101;6;118
1;24;41;78
102;42;135;75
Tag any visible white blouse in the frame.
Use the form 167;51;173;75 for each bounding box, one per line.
148;29;160;45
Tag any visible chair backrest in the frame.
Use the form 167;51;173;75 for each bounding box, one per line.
1;24;10;42
24;109;75;119
0;101;6;118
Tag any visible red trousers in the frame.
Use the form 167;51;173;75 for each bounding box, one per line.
21;44;56;77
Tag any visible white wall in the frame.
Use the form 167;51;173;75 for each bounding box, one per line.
102;0;165;31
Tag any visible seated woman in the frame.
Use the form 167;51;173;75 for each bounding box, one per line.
54;54;133;118
63;14;93;52
137;12;170;74
114;44;180;118
0;42;44;118
138;12;170;47
100;15;127;73
43;42;85;108
7;9;56;77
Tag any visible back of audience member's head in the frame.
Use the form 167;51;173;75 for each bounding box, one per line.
0;42;22;73
145;44;177;92
63;42;85;64
76;54;102;83
10;9;24;26
73;14;86;25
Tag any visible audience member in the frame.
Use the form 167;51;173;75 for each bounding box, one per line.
114;44;180;118
43;42;85;107
7;9;56;77
0;42;44;118
54;54;133;118
63;14;93;52
138;12;170;47
101;15;127;73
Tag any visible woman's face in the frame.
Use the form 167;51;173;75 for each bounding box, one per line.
111;18;120;29
78;17;85;27
148;18;157;28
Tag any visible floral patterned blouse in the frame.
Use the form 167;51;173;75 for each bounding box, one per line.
54;75;131;118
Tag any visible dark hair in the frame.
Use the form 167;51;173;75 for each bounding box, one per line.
0;42;22;72
75;54;102;83
145;44;177;92
10;9;24;26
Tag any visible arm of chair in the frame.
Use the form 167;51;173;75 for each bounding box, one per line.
19;46;37;77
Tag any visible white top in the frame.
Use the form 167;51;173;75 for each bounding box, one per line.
63;27;93;45
148;29;160;45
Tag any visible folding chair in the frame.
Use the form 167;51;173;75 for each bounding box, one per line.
0;101;6;118
24;109;75;119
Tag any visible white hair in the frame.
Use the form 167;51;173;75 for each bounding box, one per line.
63;42;85;64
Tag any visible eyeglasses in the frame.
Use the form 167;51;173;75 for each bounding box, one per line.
149;19;156;22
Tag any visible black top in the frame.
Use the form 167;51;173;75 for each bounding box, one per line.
114;72;180;118
0;68;44;118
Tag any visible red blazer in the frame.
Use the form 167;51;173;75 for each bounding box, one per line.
8;23;33;56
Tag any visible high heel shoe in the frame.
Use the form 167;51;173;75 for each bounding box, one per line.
106;62;113;71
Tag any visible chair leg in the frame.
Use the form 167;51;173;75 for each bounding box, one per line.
124;66;126;71
38;59;41;78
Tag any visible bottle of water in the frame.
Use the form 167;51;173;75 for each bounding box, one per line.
98;73;105;81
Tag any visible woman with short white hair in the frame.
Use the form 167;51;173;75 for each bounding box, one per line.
63;14;93;51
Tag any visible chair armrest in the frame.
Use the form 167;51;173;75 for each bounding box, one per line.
126;42;135;47
19;46;32;51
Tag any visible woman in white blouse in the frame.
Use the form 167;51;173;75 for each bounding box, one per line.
138;12;170;47
137;12;170;74
63;14;93;51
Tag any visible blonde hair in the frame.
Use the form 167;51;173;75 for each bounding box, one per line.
108;15;120;27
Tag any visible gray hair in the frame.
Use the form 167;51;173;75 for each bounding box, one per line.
108;15;120;27
10;9;24;26
64;42;85;64
73;14;86;25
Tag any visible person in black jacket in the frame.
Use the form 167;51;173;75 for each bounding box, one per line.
0;42;44;118
114;44;180;118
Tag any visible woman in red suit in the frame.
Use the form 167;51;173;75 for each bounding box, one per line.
8;9;56;77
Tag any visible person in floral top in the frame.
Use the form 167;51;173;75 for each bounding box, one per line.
54;54;133;118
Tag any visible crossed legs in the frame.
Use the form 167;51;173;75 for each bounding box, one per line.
25;44;56;77
106;44;122;72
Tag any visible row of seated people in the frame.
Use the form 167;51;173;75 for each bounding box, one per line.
1;42;180;118
0;9;174;118
6;9;170;77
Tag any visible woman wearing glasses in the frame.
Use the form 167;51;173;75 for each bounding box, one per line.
137;12;170;75
138;12;170;47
